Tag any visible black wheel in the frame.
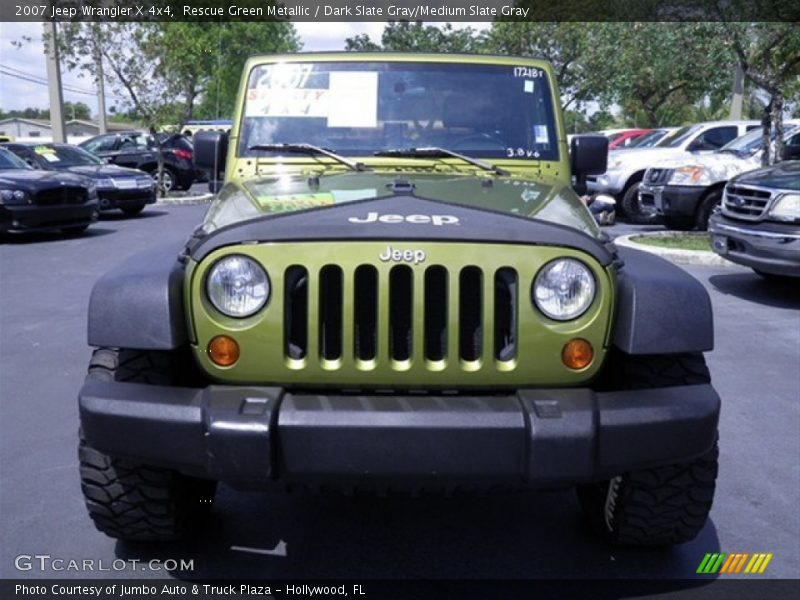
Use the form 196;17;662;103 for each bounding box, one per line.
62;224;89;235
663;216;695;231
149;167;176;193
121;204;145;216
578;351;718;546
620;181;657;224
694;189;722;231
80;347;215;541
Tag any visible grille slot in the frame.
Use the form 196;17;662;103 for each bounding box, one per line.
354;266;378;361
284;266;308;360
494;268;518;362
319;266;343;361
723;185;774;220
459;267;483;362
424;266;448;361
389;266;413;362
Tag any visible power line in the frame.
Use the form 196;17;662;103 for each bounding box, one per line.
0;63;124;98
0;65;126;101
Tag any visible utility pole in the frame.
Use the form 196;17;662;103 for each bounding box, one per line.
730;64;745;120
44;21;66;142
94;37;107;133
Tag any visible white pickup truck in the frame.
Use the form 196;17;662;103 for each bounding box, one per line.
639;122;800;230
587;120;759;222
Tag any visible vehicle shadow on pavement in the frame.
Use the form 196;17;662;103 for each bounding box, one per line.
98;210;169;222
708;273;800;309
0;228;117;245
114;487;720;588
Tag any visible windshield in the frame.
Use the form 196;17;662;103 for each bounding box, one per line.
720;125;799;154
0;148;31;170
239;61;559;161
31;144;104;168
628;129;667;148
656;125;701;148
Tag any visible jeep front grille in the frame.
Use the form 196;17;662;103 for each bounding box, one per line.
722;184;774;221
191;241;612;387
283;263;519;368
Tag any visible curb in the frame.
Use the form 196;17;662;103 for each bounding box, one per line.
614;232;735;268
156;193;214;206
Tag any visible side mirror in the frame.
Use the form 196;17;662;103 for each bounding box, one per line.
570;135;608;195
195;130;228;187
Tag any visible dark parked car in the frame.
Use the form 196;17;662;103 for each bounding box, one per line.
709;161;800;279
79;131;196;192
3;143;156;216
0;146;98;235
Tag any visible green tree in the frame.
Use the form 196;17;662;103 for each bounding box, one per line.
594;23;732;127
63;101;92;121
346;22;484;53
718;22;800;165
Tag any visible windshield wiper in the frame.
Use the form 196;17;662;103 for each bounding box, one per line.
248;143;367;172
374;147;510;176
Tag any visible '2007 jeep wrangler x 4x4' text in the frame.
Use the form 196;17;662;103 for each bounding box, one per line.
78;54;720;546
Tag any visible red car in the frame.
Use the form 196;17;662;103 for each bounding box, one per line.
607;129;651;149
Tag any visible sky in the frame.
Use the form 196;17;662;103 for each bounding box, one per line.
0;22;487;116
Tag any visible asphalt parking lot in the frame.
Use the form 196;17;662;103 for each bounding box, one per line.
1;205;798;585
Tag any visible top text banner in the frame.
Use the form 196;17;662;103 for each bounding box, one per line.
2;0;798;22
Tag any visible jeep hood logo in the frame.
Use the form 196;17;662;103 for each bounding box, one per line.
348;212;460;226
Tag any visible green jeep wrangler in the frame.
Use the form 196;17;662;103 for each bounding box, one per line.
79;54;719;546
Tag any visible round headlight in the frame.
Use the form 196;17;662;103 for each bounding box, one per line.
533;258;596;321
206;255;270;318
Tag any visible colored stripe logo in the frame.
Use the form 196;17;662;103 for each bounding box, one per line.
697;553;773;574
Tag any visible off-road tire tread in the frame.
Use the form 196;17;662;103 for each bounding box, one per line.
581;352;717;546
79;438;215;541
604;443;718;546
81;347;214;541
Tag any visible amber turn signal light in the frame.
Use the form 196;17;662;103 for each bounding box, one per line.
562;338;593;370
208;335;240;366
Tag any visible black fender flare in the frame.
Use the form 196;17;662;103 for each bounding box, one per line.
87;241;188;350
612;247;714;355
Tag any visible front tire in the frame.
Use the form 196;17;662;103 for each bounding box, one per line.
79;438;216;541
620;182;657;224
80;347;215;541
695;189;722;231
579;352;718;546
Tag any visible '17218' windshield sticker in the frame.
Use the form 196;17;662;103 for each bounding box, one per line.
514;66;545;78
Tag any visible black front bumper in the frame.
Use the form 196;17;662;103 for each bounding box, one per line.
0;200;99;233
639;184;705;218
97;189;156;210
79;381;720;490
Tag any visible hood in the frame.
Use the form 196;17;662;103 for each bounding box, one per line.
654;151;760;183
608;147;687;167
731;160;800;191
189;193;615;266
61;164;145;178
201;171;601;239
0;168;91;190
